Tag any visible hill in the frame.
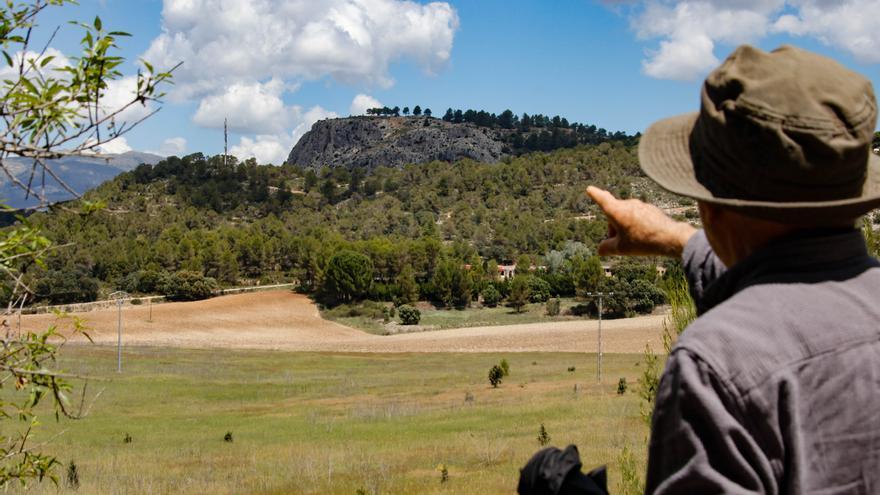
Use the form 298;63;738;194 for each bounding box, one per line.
22;144;684;306
286;111;636;171
1;151;164;209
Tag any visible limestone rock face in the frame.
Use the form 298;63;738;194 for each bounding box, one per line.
285;116;507;170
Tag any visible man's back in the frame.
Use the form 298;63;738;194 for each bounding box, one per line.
646;229;880;494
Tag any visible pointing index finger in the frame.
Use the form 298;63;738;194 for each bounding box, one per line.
586;186;617;214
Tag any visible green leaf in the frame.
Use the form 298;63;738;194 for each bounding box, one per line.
93;16;101;31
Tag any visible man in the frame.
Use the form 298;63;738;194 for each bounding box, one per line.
519;45;880;494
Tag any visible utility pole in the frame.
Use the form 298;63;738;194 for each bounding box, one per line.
110;291;129;372
586;292;613;383
224;117;228;168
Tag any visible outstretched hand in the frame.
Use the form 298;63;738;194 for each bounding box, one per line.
586;186;697;258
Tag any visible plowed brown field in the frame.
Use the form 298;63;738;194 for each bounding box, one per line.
20;290;664;353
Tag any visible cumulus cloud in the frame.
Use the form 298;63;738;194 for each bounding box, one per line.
192;79;293;133
144;0;460;101
159;137;187;156
96;136;133;154
100;76;156;123
142;0;458;151
621;0;879;81
230;106;337;165
349;93;382;115
772;0;880;64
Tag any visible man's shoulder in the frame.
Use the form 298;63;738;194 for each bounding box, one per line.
675;268;880;391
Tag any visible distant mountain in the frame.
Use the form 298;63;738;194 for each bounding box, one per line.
285;115;636;171
0;151;164;209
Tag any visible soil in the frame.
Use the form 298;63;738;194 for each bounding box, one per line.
19;290;665;353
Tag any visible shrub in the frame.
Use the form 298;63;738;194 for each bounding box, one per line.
499;358;510;376
567;366;576;372
545;298;560;316
537;423;550;446
398;305;421;325
617;377;628;395
66;460;79;490
123;433;132;444
488;365;504;388
568;304;591;316
130;298;142;306
34;267;100;304
159;271;218;301
481;285;502;307
508;276;530;313
224;431;233;443
526;276;551;303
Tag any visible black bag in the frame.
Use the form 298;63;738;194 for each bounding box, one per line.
517;444;608;495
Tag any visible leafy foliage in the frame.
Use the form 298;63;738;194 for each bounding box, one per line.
0;0;172;487
397;305;420;325
508;276;530;313
481;285;502;308
159;271;218;301
322;250;373;304
545;298;560;316
488;365;504;388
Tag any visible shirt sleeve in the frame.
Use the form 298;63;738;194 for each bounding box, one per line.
644;350;776;495
682;230;726;307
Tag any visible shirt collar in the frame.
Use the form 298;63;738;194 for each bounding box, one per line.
699;228;877;315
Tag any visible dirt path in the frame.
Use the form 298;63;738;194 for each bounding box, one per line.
19;290;665;353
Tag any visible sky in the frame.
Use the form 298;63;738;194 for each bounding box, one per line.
23;0;880;164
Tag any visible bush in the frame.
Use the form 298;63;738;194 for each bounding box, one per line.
34;267;100;304
398;305;421;325
545;298;560;316
537;423;550;446
488;365;504;388
617;377;628;395
159;271;219;301
508;276;530;313
527;276;552;303
499;358;510;376
568;303;591;316
481;285;502;307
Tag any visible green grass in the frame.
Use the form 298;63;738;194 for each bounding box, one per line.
12;346;650;494
325;298;590;335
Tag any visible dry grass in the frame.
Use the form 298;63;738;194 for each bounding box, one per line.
15;346;651;494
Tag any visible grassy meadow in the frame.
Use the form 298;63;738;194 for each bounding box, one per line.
324;299;590;335
14;346;651;494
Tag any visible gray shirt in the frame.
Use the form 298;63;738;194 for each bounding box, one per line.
645;229;880;494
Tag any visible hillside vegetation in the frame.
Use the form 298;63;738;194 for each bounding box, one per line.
24;143;681;310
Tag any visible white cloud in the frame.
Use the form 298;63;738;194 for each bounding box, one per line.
621;0;879;81
772;0;880;64
142;0;458;146
350;93;382;116
159;137;187;156
144;0;460;101
96;136;133;154
0;48;70;81
192;79;292;133
100;76;156;123
230;106;337;164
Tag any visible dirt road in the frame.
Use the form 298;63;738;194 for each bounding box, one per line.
19;290;665;353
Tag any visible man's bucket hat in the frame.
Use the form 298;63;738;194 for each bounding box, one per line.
639;44;880;223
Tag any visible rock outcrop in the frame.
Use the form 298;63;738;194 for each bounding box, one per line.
286;116;507;170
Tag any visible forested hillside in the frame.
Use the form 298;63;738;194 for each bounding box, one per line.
24;143;682;311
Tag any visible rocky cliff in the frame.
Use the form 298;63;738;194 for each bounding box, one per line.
285;116;507;170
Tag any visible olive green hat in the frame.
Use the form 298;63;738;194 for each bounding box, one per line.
639;44;880;223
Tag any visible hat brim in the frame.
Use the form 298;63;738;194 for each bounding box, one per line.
638;112;880;223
